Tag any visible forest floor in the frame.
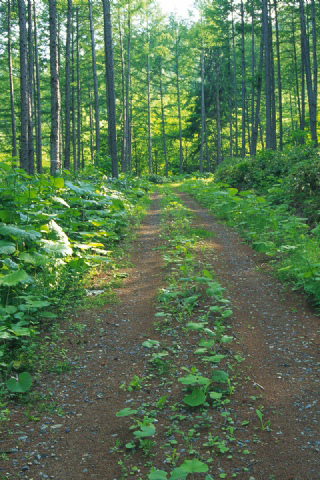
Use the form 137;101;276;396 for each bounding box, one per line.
1;188;319;480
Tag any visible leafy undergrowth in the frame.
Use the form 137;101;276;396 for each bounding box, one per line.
179;177;320;308
113;189;270;479
0;163;151;403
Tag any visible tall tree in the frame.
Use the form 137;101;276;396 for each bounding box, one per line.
299;0;317;145
262;0;272;149
240;0;246;158
273;0;283;150
8;0;17;158
88;0;100;165
27;0;34;173
18;0;29;171
175;27;183;174
33;0;42;173
64;0;72;170
102;0;118;178
49;0;61;174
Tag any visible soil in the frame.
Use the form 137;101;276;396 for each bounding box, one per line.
1;190;319;480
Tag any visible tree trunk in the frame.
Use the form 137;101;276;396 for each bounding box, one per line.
291;14;303;139
125;4;131;172
299;0;318;145
64;0;72;170
102;0;118;178
273;0;283;150
147;51;153;174
18;0;29;171
88;0;100;165
76;8;81;171
119;14;126;172
216;64;222;165
8;0;17;158
49;0;61;175
33;0;42;173
175;32;183;174
262;0;272;149
89;83;94;163
251;15;264;156
231;1;238;157
250;0;255;150
200;46;205;172
268;5;276;150
241;0;246;158
159;59;168;177
27;0;34;174
72;17;76;170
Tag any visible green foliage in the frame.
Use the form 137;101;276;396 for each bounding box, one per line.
0;165;151;387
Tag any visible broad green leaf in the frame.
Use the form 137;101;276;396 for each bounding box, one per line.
178;374;210;387
40;239;72;257
6;372;32;393
212;371;229;383
133;425;155;438
202;354;225;363
170;468;188;480
220;335;233;343
180;459;209;473
52;196;70;208
0;240;16;254
148;470;168;480
0;224;41;242
252;242;274;253
186;322;206;331
209;391;223;400
116;408;138;417
0;269;32;286
142;339;160;348
183;389;206;406
50;177;64;189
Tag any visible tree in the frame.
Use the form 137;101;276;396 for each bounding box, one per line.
88;0;100;165
7;0;17;158
18;0;29;171
64;0;72;170
49;0;61;174
102;0;118;178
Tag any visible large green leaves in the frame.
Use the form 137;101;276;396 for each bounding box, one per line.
0;269;32;286
6;372;32;393
0;240;16;254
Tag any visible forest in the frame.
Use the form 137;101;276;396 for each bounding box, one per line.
0;1;320;478
1;0;320;175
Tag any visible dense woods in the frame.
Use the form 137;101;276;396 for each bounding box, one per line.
1;0;320;176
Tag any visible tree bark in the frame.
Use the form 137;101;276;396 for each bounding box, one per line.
231;1;238;157
241;0;246;158
125;3;131;172
147;51;153;174
262;0;272;149
49;0;61;175
159;59;168;177
250;0;255;151
88;0;100;165
175;31;183;174
102;0;118;178
27;0;34;174
33;0;42;173
18;0;29;171
299;0;318;145
273;0;283;150
71;17;76;170
76;8;81;171
64;0;72;170
8;0;17;158
251;14;264;156
200;46;205;172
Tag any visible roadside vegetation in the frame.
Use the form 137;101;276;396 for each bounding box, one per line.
0;162;151;411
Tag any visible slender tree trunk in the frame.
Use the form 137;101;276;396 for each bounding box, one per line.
200;46;205;172
251;16;264;156
58;15;63;169
119;14;126;172
251;0;255;150
27;0;34;174
125;4;131;171
88;0;100;165
33;0;42;173
292;14;302;138
241;0;246;158
268;5;276;150
216;62;222;165
301;41;306;143
64;0;72;170
299;0;318;145
76;8;81;171
89;83;94;163
263;0;272;149
8;0;17;158
175;32;183;174
72;17;76;170
102;0;118;178
147;51;153;174
273;0;283;150
231;1;238;157
159;59;168;177
18;0;29;171
49;0;61;175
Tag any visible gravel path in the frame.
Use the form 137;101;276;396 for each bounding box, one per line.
1;190;319;480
